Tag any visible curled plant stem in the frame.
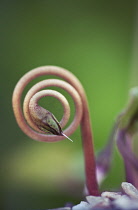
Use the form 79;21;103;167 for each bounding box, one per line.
12;66;99;196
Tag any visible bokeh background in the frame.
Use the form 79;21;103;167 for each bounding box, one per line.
1;0;138;209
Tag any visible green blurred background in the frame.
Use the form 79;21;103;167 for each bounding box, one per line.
1;0;138;209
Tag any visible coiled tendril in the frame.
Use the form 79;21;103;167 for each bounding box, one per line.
12;66;99;196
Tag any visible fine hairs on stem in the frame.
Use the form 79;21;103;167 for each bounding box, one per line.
12;66;99;196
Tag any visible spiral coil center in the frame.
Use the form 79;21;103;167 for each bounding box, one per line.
12;67;83;142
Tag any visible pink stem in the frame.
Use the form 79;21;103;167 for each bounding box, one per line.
12;66;99;195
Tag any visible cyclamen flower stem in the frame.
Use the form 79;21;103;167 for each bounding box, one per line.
117;129;138;189
96;123;117;185
81;102;99;196
12;66;99;196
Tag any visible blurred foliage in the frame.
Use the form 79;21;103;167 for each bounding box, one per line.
0;0;137;209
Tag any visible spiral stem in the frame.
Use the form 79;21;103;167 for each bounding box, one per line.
12;66;99;195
